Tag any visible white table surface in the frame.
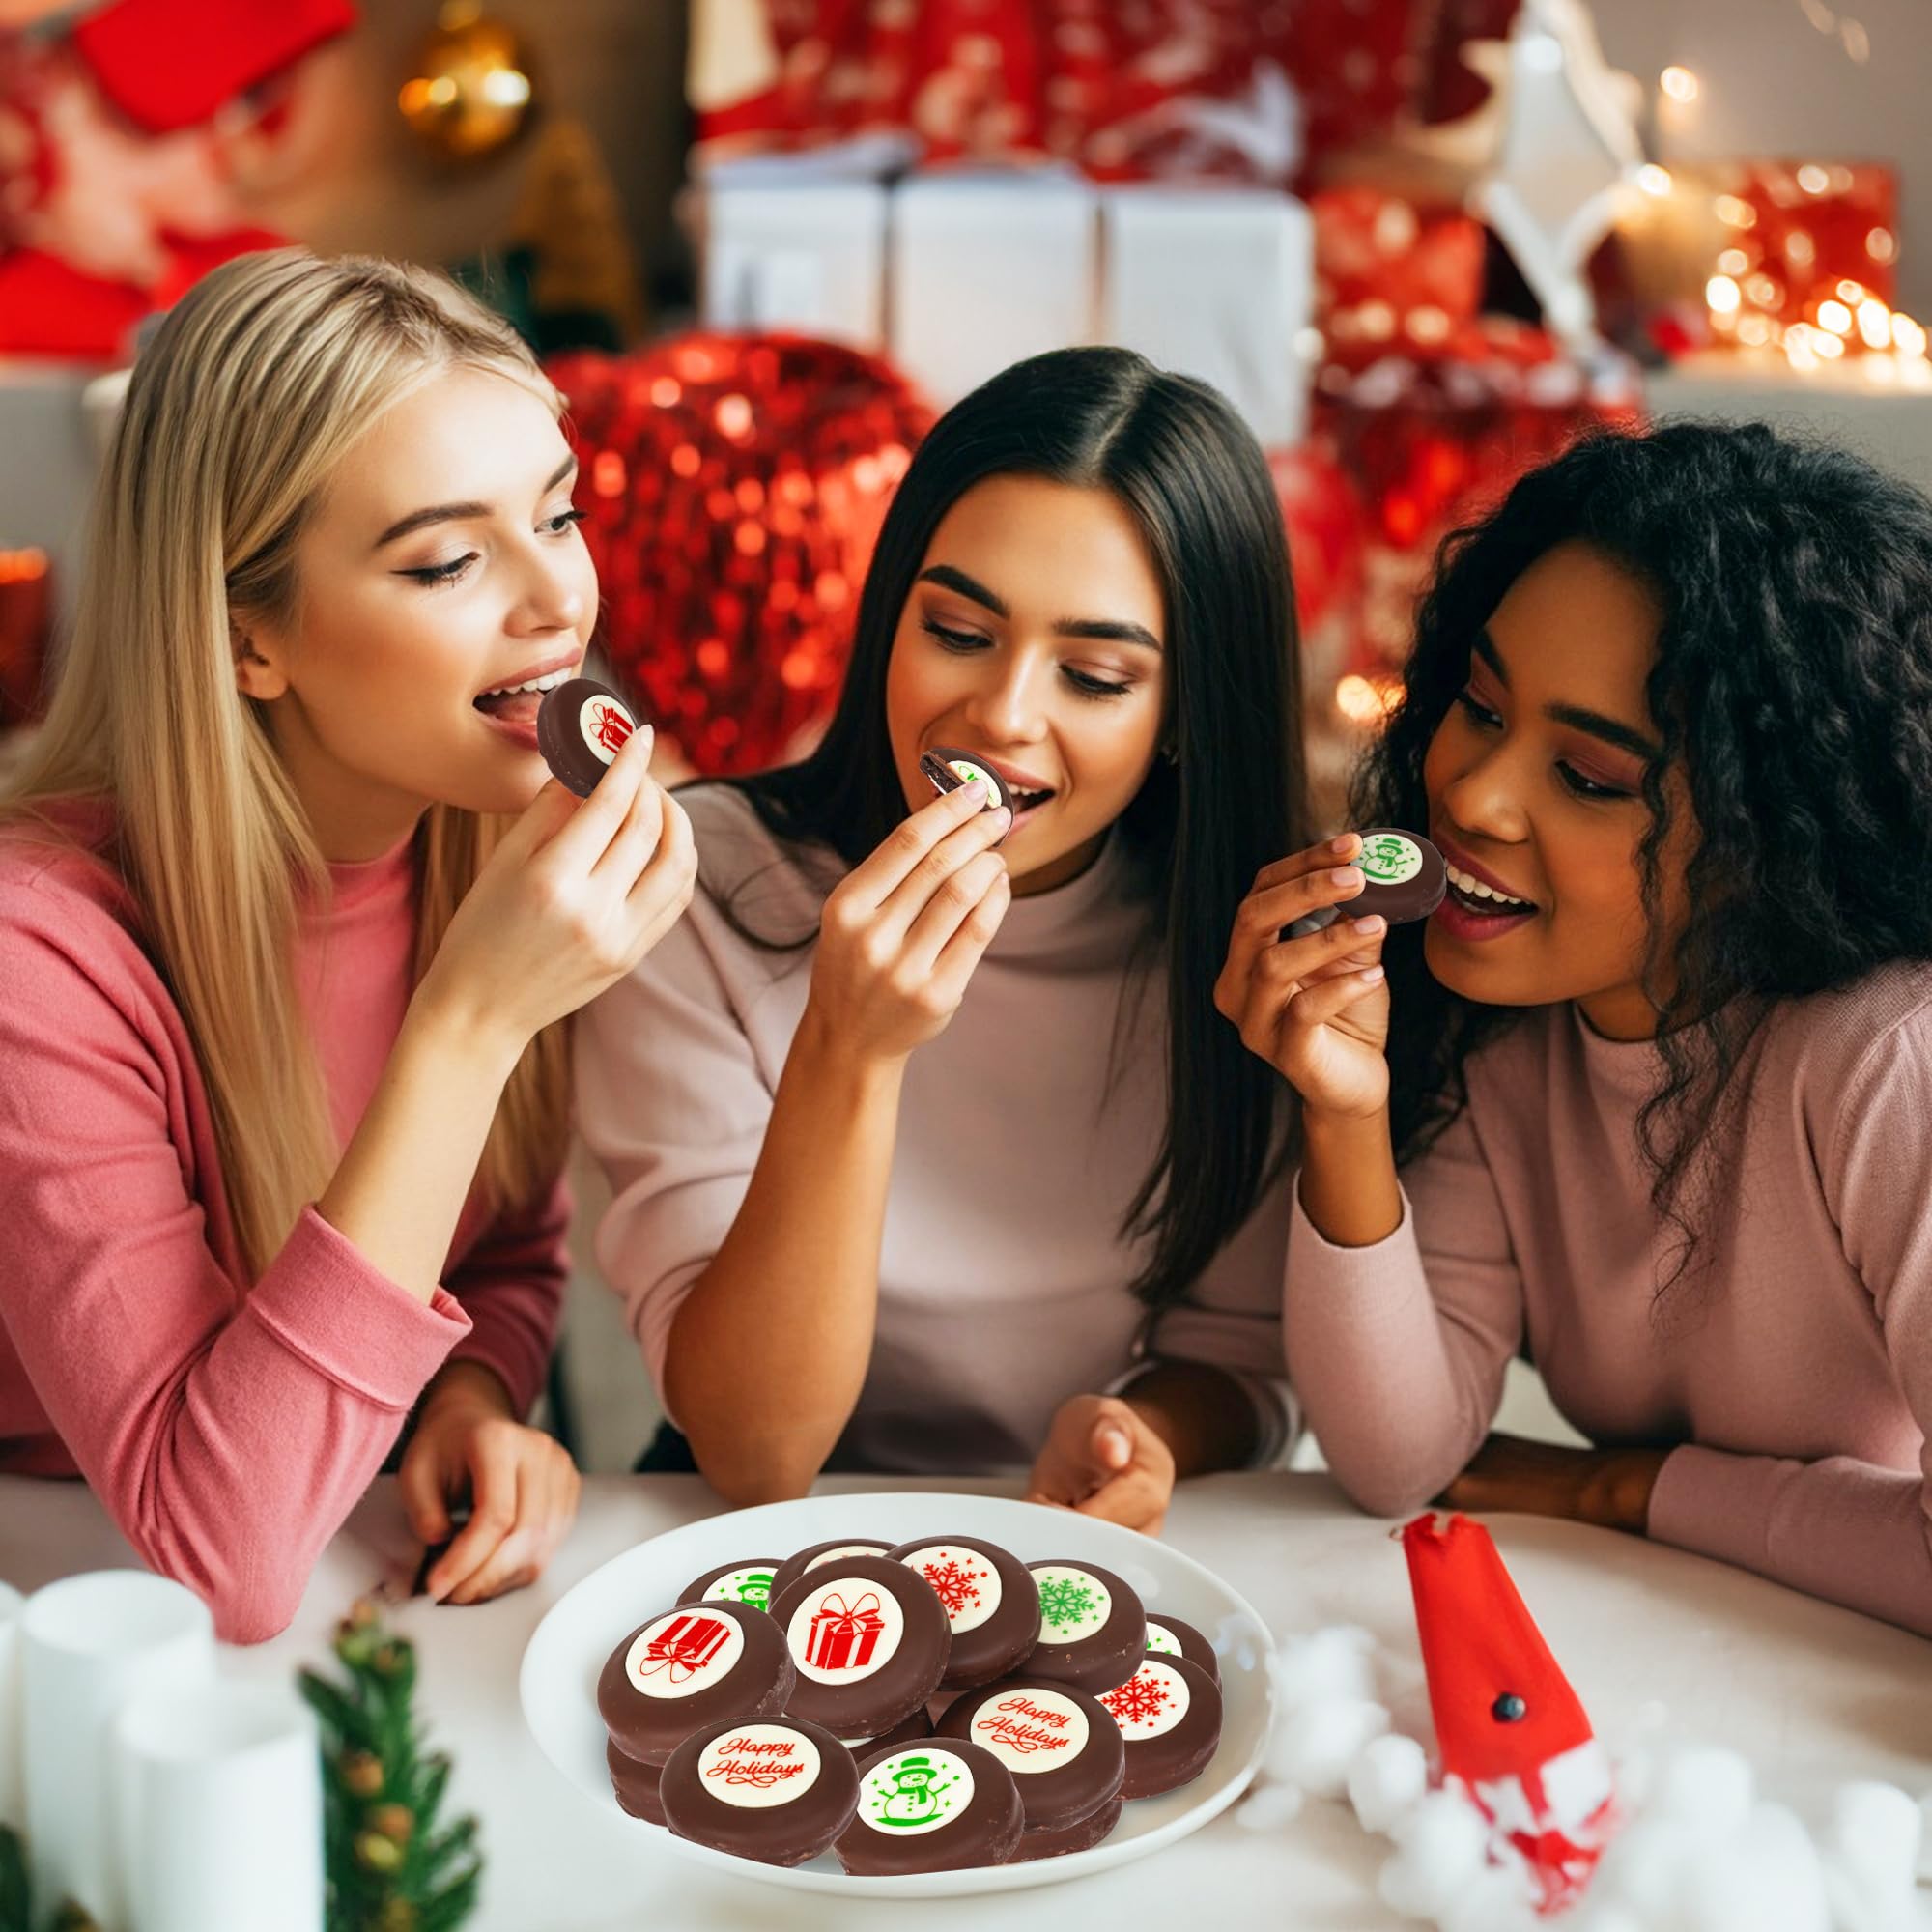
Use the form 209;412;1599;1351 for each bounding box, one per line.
5;1471;1929;1931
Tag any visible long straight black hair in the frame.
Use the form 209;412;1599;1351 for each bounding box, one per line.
712;346;1311;1307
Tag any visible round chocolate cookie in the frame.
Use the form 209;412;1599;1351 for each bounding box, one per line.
597;1603;794;1767
536;677;641;798
1285;826;1446;939
605;1736;666;1826
920;746;1014;819
660;1716;859;1868
839;1704;933;1753
1024;1560;1146;1695
679;1557;781;1615
1097;1654;1222;1799
887;1535;1040;1692
1143;1611;1219;1685
767;1538;895;1603
772;1556;951;1738
1011;1792;1123;1862
835;1738;1024;1876
934;1676;1125;1833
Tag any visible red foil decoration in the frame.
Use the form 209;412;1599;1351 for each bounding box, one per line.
546;335;934;776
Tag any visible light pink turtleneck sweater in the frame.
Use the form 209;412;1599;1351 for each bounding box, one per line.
1286;968;1932;1639
577;783;1296;1475
0;821;568;1642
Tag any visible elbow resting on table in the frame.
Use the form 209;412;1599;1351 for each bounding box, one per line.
129;1521;307;1647
1321;1447;1446;1522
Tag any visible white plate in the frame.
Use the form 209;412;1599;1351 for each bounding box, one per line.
520;1492;1275;1898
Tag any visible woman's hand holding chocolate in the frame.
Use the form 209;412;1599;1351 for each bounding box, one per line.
417;722;697;1057
1214;834;1392;1122
803;780;1013;1065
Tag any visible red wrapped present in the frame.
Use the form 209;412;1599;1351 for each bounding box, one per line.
546;333;934;777
635;1612;735;1685
1314;327;1643;669
1695;159;1901;358
805;1590;886;1671
1312;187;1487;370
689;0;1434;184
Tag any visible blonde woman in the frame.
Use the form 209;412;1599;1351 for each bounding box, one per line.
0;251;696;1641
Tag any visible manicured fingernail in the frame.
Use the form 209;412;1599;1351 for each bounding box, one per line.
1351;916;1384;936
991;806;1012;830
1330;867;1361;888
1331;835;1356;855
1362;965;1385;983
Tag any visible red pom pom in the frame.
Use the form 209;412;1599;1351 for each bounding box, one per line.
548;335;934;775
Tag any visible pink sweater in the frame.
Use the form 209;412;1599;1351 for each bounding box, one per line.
1286;969;1932;1638
577;784;1296;1474
0;821;568;1641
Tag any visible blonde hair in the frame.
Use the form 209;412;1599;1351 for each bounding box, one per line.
3;249;571;1276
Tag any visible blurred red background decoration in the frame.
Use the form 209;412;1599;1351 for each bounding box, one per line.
547;335;934;776
691;0;1444;185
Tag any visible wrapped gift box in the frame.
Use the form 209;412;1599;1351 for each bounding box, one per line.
1098;185;1315;447
804;1591;886;1671
696;178;891;352
888;169;1096;406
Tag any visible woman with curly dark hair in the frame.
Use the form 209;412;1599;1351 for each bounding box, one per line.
1216;420;1932;1637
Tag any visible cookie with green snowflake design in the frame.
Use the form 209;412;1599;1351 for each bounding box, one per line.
1021;1560;1146;1696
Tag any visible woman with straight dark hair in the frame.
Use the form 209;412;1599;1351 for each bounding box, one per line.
1219;421;1932;1636
577;346;1311;1526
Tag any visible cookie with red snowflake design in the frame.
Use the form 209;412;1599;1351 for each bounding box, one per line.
1098;1654;1221;1800
886;1535;1039;1693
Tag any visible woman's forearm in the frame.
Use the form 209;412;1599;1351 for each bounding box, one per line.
314;994;523;1303
1297;1106;1403;1248
1123;1361;1263;1477
665;1009;906;1502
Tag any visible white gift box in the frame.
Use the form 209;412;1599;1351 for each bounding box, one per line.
889;170;1097;406
695;178;890;352
1098;185;1315;447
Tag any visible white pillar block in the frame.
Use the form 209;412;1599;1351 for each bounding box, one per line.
889;170;1097;407
1099;185;1315;447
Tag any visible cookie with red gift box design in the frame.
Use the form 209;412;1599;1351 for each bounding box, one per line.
886;1534;1039;1692
1023;1560;1146;1695
1098;1654;1222;1799
767;1538;896;1602
597;1603;795;1767
933;1675;1124;1834
771;1555;952;1739
660;1715;861;1868
1143;1610;1219;1684
535;676;642;798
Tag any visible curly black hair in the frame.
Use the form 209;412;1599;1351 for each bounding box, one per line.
1354;419;1932;1289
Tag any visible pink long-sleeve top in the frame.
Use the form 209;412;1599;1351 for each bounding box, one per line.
576;783;1297;1475
0;817;568;1642
1286;967;1932;1638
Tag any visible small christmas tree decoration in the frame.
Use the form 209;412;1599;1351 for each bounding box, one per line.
299;1599;482;1932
